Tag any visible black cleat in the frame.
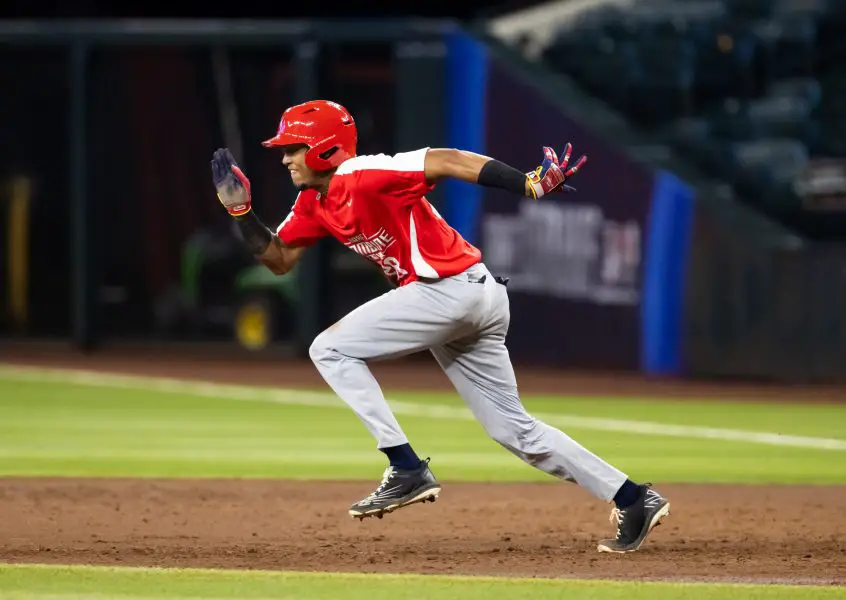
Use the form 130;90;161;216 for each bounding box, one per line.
349;458;441;521
597;483;670;553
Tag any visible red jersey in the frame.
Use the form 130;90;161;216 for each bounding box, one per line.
275;147;482;286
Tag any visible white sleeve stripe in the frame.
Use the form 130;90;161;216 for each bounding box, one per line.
276;210;294;234
408;213;440;279
335;148;430;175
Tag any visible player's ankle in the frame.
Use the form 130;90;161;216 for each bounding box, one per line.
613;479;641;509
380;443;421;470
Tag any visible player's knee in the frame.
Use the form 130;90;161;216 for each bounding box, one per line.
309;316;351;366
488;427;518;450
308;331;336;365
487;415;540;451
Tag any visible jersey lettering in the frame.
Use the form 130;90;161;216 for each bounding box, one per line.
346;228;409;279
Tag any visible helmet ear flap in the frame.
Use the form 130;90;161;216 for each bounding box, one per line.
303;145;340;172
319;146;339;161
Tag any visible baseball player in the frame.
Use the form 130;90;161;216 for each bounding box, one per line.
211;99;670;553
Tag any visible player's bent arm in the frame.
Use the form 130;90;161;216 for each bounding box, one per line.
259;236;306;276
233;210;305;276
423;148;533;198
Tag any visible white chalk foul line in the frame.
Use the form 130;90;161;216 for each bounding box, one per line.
1;364;845;451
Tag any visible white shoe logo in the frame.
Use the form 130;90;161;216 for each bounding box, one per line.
644;489;663;508
368;485;402;501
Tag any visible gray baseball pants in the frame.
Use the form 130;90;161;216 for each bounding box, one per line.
309;262;628;501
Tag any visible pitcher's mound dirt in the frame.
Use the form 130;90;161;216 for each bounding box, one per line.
1;477;844;585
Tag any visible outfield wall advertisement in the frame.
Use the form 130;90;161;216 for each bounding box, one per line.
445;31;693;374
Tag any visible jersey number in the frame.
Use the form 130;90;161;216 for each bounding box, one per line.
380;256;408;279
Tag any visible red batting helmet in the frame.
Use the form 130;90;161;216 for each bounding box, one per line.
261;100;357;171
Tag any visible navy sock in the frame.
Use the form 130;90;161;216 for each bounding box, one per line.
380;443;421;470
613;479;641;509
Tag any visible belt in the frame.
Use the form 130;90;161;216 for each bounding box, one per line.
473;274;510;287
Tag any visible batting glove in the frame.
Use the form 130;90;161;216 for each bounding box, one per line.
526;143;588;199
211;147;252;217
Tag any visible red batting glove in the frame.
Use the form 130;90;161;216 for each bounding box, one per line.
525;143;588;199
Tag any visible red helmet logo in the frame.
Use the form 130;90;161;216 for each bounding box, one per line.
262;100;357;171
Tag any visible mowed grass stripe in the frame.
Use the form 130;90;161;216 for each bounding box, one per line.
2;365;845;450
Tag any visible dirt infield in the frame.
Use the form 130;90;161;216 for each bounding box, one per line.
1;478;844;584
1;344;845;584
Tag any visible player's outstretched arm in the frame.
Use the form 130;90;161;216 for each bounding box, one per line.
211;148;305;276
423;145;586;199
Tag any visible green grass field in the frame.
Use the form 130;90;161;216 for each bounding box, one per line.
1;364;845;599
1;564;844;600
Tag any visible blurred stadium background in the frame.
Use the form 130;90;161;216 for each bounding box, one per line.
1;0;846;384
2;3;846;595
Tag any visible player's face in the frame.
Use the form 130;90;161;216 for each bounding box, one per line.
281;145;312;190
